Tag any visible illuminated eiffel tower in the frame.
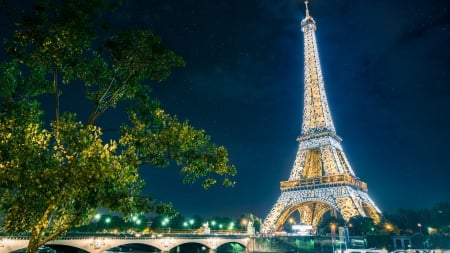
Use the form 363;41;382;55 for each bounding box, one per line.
262;1;381;234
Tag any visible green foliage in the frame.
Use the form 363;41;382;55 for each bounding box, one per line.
348;216;376;236
73;214;150;233
383;201;450;235
0;0;236;252
238;213;262;232
316;214;346;234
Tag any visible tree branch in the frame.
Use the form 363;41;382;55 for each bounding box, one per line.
87;70;135;125
53;68;60;137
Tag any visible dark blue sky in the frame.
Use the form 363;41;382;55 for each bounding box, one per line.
120;0;449;219
2;0;449;220
107;0;450;218
101;0;450;219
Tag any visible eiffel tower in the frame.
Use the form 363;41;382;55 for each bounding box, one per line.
262;1;381;234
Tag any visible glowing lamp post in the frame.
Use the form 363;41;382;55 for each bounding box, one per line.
162;217;170;233
183;218;195;232
288;218;295;225
93;214;101;231
229;222;235;233
209;220;216;232
240;218;248;232
330;223;336;240
131;215;141;229
330;223;337;253
104;217;111;232
135;218;141;226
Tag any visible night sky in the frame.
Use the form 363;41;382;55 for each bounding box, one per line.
3;0;450;220
112;0;450;219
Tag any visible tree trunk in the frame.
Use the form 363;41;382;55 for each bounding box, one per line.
25;232;42;253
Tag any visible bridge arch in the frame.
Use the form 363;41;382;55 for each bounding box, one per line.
216;241;247;253
45;237;172;252
1;235;249;253
151;237;248;252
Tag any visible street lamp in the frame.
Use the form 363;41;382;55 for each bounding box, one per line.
93;214;101;232
330;223;337;253
162;217;170;233
330;223;336;236
384;223;393;232
104;217;111;232
210;220;216;232
132;215;139;225
229;222;235;233
183;218;194;232
241;218;248;231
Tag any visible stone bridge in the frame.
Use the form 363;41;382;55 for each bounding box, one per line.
0;234;250;253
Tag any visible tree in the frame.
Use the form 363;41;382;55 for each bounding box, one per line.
385;208;420;234
430;201;450;233
0;1;236;252
238;213;262;232
316;215;345;234
348;216;375;236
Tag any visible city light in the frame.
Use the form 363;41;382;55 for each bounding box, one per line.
229;222;235;230
162;217;169;226
384;222;393;232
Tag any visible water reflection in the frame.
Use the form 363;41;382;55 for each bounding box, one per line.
101;242;246;253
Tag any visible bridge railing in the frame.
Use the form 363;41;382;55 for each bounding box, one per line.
0;232;250;241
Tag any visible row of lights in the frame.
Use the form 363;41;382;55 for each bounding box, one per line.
94;214;141;225
93;214;250;233
163;217;236;231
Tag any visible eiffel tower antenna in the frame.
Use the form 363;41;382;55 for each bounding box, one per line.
305;0;310;17
261;2;381;234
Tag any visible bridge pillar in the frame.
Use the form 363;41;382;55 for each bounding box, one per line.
208;248;216;253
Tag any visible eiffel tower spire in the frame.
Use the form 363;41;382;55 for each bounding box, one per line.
301;0;335;135
304;0;311;17
262;1;381;234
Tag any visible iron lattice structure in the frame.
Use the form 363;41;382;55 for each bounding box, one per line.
261;1;381;234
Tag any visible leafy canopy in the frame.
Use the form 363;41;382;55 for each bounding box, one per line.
0;0;236;250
